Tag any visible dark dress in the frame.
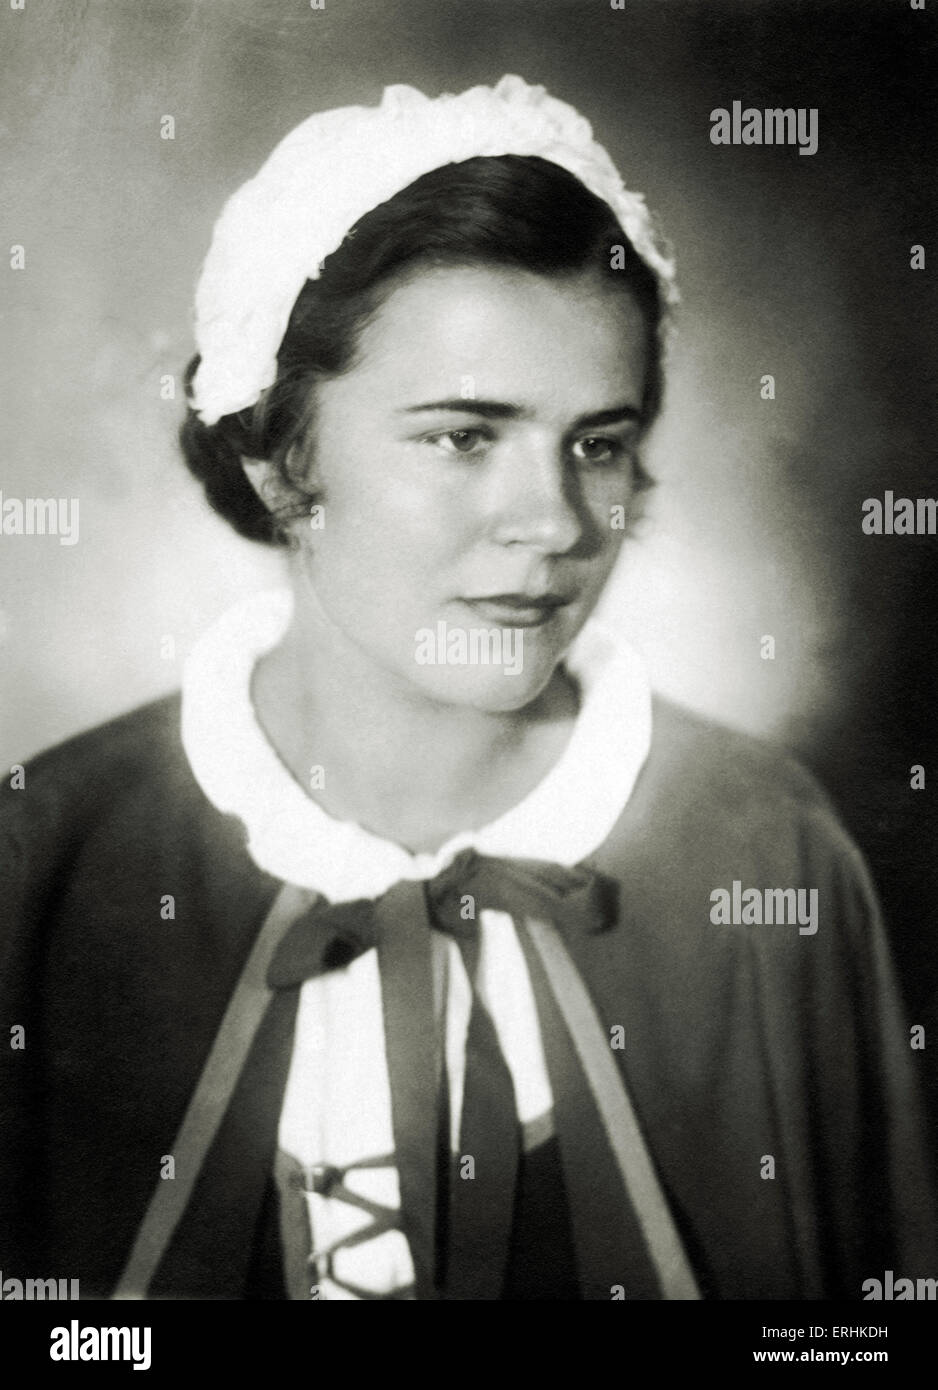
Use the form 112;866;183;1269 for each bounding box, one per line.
1;692;934;1298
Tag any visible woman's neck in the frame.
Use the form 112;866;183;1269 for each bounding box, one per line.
250;596;579;856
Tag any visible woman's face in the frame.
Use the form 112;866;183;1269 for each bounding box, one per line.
292;263;650;712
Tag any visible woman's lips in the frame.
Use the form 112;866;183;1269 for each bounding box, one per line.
460;594;572;627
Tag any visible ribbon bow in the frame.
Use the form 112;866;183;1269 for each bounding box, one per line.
266;848;617;987
116;851;699;1301
265;849;621;1300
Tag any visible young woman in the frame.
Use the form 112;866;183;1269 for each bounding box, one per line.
1;76;934;1301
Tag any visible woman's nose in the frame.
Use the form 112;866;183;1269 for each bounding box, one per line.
487;442;584;554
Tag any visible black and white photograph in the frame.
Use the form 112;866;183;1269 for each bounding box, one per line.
1;0;935;1362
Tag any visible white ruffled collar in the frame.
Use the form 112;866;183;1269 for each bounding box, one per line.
180;588;651;902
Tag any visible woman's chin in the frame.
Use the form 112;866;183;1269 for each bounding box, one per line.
401;613;580;712
408;652;561;714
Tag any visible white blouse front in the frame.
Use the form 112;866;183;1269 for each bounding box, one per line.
180;587;652;1297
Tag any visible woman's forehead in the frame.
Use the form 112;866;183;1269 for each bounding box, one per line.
342;263;649;414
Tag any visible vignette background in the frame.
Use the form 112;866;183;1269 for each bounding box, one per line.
1;0;935;1115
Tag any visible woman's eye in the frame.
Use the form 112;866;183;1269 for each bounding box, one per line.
570;436;624;466
430;428;490;456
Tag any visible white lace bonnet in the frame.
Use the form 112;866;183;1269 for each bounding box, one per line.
190;74;676;426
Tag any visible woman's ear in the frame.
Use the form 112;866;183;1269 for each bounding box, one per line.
240;456;306;517
282;440;316;490
242;440;318;501
241;457;282;513
241;451;321;546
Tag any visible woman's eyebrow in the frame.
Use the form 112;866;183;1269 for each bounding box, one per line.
569;405;643;429
399;398;522;419
399;398;642;426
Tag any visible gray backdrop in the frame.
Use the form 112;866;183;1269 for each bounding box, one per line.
2;0;935;1109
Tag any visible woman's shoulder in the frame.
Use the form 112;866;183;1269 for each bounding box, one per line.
587;696;885;990
619;693;868;887
2;694;186;837
0;694;275;976
647;693;837;818
23;691;182;773
0;693;257;899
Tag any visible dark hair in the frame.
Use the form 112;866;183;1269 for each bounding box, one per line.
179;154;667;545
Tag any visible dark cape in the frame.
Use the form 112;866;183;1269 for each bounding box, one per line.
1;692;935;1299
